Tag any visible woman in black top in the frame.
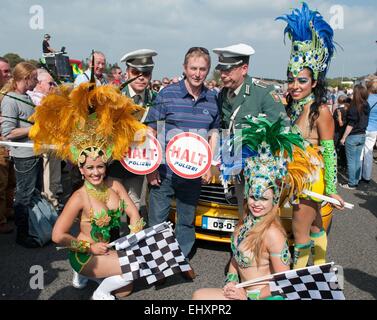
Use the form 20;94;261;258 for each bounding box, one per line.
339;85;369;189
333;96;350;171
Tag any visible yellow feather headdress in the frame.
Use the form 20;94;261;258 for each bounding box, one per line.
29;83;145;165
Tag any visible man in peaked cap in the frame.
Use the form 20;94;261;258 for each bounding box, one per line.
108;49;158;227
213;43;289;216
120;49;158;119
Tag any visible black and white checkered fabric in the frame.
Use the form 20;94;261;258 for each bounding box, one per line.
269;263;345;300
111;222;191;284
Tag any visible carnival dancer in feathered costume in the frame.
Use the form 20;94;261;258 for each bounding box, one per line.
29;61;147;300
276;3;345;270
193;116;319;300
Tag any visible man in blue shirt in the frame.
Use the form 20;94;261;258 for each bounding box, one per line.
145;47;220;279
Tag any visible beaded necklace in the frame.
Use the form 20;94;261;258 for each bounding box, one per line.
84;180;110;203
290;93;315;125
231;213;262;268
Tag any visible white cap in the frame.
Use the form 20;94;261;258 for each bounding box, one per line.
120;49;157;72
212;43;255;70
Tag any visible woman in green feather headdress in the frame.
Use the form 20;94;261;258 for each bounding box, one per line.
193;116;313;300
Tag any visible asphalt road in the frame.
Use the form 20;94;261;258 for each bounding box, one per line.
1;164;377;301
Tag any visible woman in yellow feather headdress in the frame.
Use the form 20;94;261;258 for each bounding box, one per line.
29;81;147;300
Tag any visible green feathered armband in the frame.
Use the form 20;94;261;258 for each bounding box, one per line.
320;140;338;195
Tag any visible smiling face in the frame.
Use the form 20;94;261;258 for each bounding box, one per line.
92;53;106;78
247;188;275;218
0;60;11;86
79;156;107;186
183;55;210;90
287;68;317;101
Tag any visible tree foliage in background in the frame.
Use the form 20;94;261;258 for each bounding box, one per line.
3;53;25;68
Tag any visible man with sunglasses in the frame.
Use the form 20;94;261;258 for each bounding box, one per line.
119;49;158;117
212;44;288;216
144;47;220;281
108;49;158;230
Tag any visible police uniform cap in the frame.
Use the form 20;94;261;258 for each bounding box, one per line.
120;49;157;73
212;43;255;71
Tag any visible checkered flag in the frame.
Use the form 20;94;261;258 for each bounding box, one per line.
269;263;345;300
109;222;191;284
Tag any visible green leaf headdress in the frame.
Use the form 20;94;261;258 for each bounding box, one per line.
220;116;321;205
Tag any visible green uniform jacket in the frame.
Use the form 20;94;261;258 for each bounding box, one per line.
121;85;157;107
219;75;289;130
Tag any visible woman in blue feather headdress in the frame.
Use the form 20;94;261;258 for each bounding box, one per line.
276;2;345;270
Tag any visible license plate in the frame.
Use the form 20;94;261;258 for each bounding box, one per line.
202;216;237;232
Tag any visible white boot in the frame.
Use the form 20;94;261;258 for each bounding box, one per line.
92;275;132;300
72;271;88;289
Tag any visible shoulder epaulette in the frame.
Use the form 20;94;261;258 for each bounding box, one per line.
251;78;268;89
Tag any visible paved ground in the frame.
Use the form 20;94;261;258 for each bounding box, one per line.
1;162;377;300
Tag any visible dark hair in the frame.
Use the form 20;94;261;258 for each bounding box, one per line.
351;84;369;116
286;68;328;130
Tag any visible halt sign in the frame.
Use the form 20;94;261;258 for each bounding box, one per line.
166;132;212;179
121;133;162;175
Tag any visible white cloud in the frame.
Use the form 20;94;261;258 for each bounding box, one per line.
0;0;375;80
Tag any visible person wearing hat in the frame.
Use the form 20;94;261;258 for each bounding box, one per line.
107;49;158;223
213;43;288;217
42;34;56;55
119;49;158;120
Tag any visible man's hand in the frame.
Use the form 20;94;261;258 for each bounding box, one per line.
147;170;161;186
201;167;212;184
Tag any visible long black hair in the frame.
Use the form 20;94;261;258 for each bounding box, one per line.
286;67;328;131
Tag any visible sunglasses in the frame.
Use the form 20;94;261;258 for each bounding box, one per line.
129;68;152;77
48;82;57;86
186;46;209;55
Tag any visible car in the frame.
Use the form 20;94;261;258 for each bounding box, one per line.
170;180;333;245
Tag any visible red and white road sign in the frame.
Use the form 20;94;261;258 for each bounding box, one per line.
166;132;212;179
121;133;162;175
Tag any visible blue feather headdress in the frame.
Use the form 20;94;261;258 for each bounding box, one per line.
276;2;335;80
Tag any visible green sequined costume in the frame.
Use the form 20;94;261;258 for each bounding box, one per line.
68;200;126;273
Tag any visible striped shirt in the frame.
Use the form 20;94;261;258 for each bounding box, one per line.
145;79;220;177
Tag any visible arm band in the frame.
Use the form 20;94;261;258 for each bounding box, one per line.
70;239;91;253
129;217;146;234
225;272;239;284
246;289;261;300
320;140;338;195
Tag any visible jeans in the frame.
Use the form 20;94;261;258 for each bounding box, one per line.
0;148;15;224
345;134;366;186
148;175;202;258
361;131;377;181
13;156;42;230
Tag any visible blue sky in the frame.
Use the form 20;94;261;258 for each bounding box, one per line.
1;0;376;80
